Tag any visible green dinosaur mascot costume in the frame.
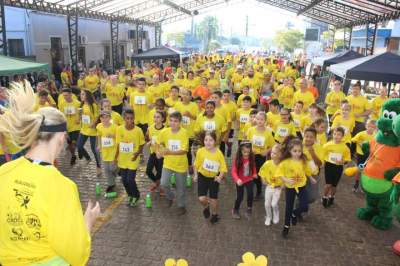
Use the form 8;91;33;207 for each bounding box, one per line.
390;114;400;255
356;99;400;230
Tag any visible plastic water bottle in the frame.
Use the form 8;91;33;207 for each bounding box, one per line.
145;193;152;208
95;183;101;196
104;192;117;198
186;174;192;188
170;173;176;186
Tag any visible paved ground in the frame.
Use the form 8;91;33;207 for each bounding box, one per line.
57;146;400;266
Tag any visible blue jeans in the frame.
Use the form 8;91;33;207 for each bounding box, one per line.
77;134;100;168
284;186;308;227
120;169;139;198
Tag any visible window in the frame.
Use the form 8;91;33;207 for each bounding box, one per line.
8;39;25;57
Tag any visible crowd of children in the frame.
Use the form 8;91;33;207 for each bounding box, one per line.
5;53;392;239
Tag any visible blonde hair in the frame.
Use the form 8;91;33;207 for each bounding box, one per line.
0;85;66;149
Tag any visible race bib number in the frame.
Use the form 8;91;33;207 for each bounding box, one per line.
120;142;134;153
204;121;216;131
82;115;90;125
328;152;342;163
64;106;76;115
182;116;190;125
151;136;157;145
101;137;114;148
134;96;146;105
277;127;289;137
252;135;265;147
203;159;220;173
293;119;301;127
309;160;318;173
168;140;181;151
239;114;249;123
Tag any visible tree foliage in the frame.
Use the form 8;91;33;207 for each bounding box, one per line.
273;29;304;53
196;16;219;52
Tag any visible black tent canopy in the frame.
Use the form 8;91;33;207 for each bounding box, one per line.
131;46;187;61
324;50;364;68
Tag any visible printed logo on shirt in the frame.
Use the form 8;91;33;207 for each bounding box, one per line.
13;188;32;209
25;214;41;229
10;227;29;241
7;213;23;226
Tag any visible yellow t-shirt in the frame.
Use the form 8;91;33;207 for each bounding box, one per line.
291;112;307;132
215;105;232;124
303;144;324;175
129;91;153;125
61;71;70;86
148;124;165;154
175;102;199;139
370;96;388;120
183;79;198;91
33;101;52;112
194;147;227;178
110;111;123;126
351;130;374;155
332;115;355;143
266;111;280;129
77;79;84;90
165;97;179;108
157;127;189;173
275;158;311;191
237;94;256;107
259;160;282;188
273;121;296;143
325;90;346;115
241;77;261;94
293;90;315;110
221;100;237;121
323;141;351;165
194;114;227;142
35;93;56;107
279;86;294;109
236;108;253;140
58;99;81;132
316;132;327;146
116;125;145;170
246;126;275;155
96;123;118;162
105;84;125;106
148;84;164;102
84;75;99;93
231;73;244;93
57;93;78;107
346;95;370;122
80;103;99;136
0;157;90;266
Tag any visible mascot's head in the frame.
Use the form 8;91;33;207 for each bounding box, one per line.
377;99;400;146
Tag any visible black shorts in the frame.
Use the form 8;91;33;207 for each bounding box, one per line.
357;153;368;166
67;131;80;144
198;173;220;199
324;161;344;187
229;129;234;138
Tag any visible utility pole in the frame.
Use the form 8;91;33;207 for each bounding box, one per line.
245;15;249;37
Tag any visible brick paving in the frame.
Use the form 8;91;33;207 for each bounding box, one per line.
57;146;400;266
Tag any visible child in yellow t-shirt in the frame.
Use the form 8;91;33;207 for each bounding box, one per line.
351;119;376;192
322;127;351;207
291;101;306;138
115;109;145;207
259;144;282;226
312;118;328;146
193;131;227;224
96;111;118;193
266;99;280;129
236;96;253;143
331;100;355;145
273;108;296;144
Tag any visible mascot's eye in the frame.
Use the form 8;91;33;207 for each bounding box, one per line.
382;110;397;119
383;110;390;118
389;111;398;120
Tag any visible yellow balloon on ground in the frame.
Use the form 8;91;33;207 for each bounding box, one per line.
165;258;176;266
344;166;359;176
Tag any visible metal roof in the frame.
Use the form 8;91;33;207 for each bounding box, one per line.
4;0;400;27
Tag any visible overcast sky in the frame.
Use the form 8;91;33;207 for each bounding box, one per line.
162;0;308;38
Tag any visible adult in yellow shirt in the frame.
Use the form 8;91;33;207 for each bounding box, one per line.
77;90;101;172
210;91;232;151
241;68;261;99
128;77;153;134
105;75;125;114
346;83;371;134
84;68;100;94
293;79;315;111
325;80;346;122
231;66;245;100
278;82;295;110
237;86;257;107
96;111;118;193
115;109;145;207
0;85;99;266
370;86;388;120
58;88;81;166
157;112;189;214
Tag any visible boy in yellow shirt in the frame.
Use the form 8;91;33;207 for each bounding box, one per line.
115;109;145;207
157;112;189;215
370;86;388;120
128;77;153;135
266;99;280;129
236;96;253;144
221;89;237;157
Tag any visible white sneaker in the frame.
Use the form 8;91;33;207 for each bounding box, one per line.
272;216;279;224
264;218;271;226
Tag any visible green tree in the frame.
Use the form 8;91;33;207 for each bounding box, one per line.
208;40;221;51
166;32;185;46
273;29;304;53
196;16;219;52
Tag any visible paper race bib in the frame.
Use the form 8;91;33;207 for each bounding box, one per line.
252;135;265;147
120;142;134;153
203;159;220;173
239;114;249;123
328;152;342;163
293;119;301;127
134;96;146;105
151;136;157;145
101;137;114;147
182;116;190;125
82;115;90;125
277;127;289;137
204;121;216;131
168;140;181;151
64;106;76;115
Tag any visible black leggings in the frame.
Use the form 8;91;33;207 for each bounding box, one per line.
146;153;163;182
254;154;266;196
234;181;254;210
187;139;194;167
